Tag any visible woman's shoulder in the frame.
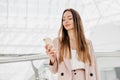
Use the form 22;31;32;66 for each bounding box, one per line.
86;39;94;55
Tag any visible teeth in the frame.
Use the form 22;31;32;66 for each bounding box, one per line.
43;37;52;44
66;24;70;26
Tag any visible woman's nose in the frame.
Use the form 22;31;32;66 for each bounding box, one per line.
65;20;69;23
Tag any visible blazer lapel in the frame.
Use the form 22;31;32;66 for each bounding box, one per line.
64;58;71;73
85;63;89;80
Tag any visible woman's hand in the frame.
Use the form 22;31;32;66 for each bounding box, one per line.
45;44;56;64
44;37;56;64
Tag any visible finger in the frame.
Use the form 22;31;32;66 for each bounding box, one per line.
50;47;55;52
47;45;54;54
45;44;49;49
50;49;56;54
45;45;51;52
47;45;53;50
45;47;56;57
50;52;55;57
46;49;54;55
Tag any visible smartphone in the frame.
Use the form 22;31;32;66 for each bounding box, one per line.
43;37;53;45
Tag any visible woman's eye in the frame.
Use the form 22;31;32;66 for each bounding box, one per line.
62;18;72;21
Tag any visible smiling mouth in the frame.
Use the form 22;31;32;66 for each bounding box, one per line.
65;24;70;27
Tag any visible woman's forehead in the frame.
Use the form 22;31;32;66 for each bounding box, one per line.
63;11;73;18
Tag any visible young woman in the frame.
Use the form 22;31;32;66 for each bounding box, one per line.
45;8;99;80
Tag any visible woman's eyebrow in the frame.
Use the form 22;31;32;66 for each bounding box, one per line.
63;15;72;18
68;15;72;17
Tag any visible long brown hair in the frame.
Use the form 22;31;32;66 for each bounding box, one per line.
58;8;92;66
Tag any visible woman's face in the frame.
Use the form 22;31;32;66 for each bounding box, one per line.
62;11;74;31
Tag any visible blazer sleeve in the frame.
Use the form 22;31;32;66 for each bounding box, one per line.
89;40;100;80
49;58;58;74
49;38;59;74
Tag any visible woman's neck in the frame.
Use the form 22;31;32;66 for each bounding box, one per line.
67;30;75;41
68;30;76;50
